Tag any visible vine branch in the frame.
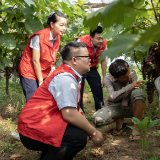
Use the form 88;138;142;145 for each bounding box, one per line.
151;0;159;23
143;16;153;24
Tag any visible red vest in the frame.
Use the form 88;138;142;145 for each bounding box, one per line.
19;27;60;80
76;35;107;68
17;64;79;147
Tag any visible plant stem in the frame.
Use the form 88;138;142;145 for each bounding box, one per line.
5;69;16;105
151;0;159;23
143;16;153;24
142;22;149;27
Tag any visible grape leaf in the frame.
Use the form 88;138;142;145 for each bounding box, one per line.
24;0;34;6
102;25;123;40
3;58;12;66
0;62;5;70
100;33;140;59
24;16;44;34
83;9;103;31
2;24;8;33
0;33;16;50
135;23;160;46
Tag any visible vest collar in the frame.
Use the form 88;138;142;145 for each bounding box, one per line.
44;27;53;47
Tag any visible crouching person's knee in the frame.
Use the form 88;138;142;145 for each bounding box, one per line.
131;88;146;102
92;108;111;127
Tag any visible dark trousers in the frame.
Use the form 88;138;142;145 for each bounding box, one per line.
19;124;87;160
20;75;38;102
80;67;104;112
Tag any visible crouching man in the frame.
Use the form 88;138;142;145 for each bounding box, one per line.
17;41;104;160
93;59;146;140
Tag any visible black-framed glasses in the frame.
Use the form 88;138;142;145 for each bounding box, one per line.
75;56;90;59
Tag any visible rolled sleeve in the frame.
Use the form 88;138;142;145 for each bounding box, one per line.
48;73;79;110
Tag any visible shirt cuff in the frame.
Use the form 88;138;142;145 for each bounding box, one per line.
58;103;77;110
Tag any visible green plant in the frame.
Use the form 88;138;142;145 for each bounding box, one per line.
128;117;160;159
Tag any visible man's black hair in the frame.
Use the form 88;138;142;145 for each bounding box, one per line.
47;11;66;26
90;26;103;38
61;41;87;61
109;59;129;78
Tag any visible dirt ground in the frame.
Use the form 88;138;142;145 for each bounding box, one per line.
0;92;160;160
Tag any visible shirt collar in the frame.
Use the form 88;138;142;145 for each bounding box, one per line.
50;30;57;41
65;64;82;82
91;40;97;49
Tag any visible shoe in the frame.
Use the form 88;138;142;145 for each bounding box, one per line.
111;123;128;136
129;132;140;141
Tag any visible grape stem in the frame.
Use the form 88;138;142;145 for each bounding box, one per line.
134;50;142;73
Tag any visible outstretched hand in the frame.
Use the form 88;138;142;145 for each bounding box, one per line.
130;80;144;89
101;78;106;88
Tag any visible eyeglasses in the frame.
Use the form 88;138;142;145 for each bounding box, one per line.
75;56;90;59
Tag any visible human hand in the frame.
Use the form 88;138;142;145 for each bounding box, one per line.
122;106;130;110
90;130;104;147
38;80;43;86
101;78;106;88
130;80;144;89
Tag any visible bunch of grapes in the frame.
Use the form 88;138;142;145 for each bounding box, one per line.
13;53;21;73
141;43;160;103
146;81;155;103
5;66;13;79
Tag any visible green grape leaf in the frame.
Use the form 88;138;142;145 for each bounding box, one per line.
16;44;26;50
14;23;21;34
61;2;72;17
133;0;145;9
2;24;8;33
3;58;12;66
84;0;134;30
24;16;44;34
102;25;123;40
0;8;14;14
83;9;103;31
100;33;140;59
24;0;35;6
134;43;149;53
135;23;160;46
62;0;73;7
0;62;5;70
20;5;34;15
0;33;16;50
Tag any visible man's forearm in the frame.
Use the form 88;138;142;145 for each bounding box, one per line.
61;107;97;136
101;59;107;78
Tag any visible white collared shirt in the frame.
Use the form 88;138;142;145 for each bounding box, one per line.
48;64;82;110
30;30;57;51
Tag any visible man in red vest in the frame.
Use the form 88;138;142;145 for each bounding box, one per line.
76;26;107;112
18;41;104;160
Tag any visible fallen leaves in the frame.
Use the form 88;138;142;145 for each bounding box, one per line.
10;154;21;160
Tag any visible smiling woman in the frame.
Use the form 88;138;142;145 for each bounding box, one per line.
18;11;67;102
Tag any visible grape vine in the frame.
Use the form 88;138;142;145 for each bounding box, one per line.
142;43;160;103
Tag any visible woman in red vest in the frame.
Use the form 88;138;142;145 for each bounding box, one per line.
19;11;67;102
